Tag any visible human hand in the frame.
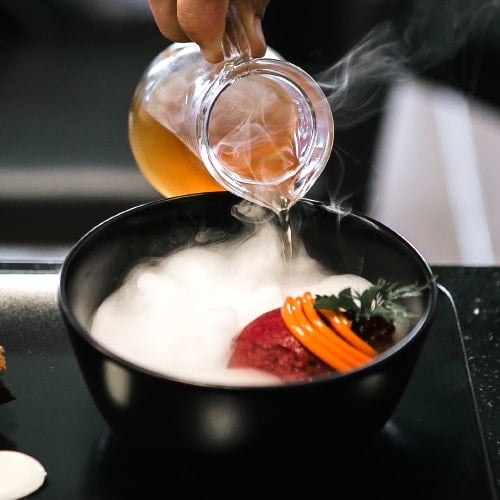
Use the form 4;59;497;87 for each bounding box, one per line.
148;0;269;63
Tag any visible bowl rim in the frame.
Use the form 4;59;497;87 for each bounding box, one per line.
58;192;439;389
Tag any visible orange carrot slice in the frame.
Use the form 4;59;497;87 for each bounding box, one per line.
318;308;378;357
281;297;352;372
300;292;371;364
280;292;378;373
290;295;367;368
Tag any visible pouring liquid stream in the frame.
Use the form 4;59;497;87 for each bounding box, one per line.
129;90;297;262
278;205;293;261
130;92;298;261
211;134;299;262
207;75;304;262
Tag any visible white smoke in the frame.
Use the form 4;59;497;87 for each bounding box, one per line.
316;0;499;128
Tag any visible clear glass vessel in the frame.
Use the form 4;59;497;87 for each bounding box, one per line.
129;6;334;215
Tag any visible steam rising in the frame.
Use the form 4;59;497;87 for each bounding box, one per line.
317;0;498;128
90;222;371;386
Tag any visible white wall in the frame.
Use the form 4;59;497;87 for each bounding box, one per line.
368;77;499;265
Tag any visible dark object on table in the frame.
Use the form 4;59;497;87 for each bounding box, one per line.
0;381;15;405
58;192;437;455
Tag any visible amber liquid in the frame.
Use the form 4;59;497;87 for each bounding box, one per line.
128;94;225;198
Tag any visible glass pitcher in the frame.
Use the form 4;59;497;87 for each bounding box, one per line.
128;5;334;215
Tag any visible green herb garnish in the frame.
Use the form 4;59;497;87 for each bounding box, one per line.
313;278;433;323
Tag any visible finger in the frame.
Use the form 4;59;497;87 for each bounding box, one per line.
177;0;229;62
149;0;270;63
231;0;269;59
148;0;191;42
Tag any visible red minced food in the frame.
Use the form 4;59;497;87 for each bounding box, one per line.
228;308;333;382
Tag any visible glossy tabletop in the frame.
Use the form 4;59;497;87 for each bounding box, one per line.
0;263;498;499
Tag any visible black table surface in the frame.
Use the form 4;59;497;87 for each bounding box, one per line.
0;263;499;499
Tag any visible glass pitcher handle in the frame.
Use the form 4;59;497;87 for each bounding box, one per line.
222;3;251;62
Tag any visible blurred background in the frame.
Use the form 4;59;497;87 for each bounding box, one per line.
1;0;499;264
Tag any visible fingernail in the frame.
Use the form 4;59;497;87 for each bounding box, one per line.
203;42;224;63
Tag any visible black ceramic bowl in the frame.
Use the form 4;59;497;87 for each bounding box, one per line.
58;192;437;455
